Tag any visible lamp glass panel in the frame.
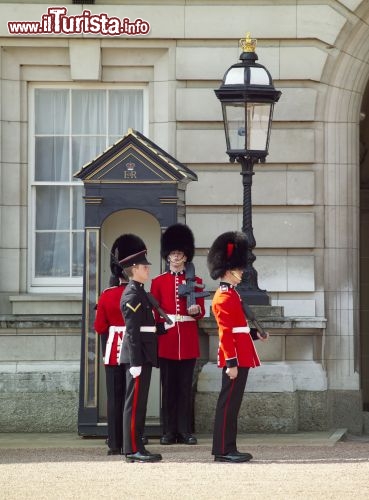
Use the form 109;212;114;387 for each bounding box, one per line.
247;102;272;151
224;67;245;85
222;102;247;151
249;67;270;85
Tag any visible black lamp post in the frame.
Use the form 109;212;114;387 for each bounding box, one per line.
215;34;281;305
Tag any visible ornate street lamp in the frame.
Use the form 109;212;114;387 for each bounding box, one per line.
215;33;281;305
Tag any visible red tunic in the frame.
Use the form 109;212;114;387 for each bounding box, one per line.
212;283;260;368
94;284;126;366
150;271;205;360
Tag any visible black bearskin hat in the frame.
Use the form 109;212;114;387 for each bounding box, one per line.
207;231;248;280
110;234;149;278
161;223;195;262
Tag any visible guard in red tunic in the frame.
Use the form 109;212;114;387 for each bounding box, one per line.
207;231;269;463
94;235;129;456
150;224;207;445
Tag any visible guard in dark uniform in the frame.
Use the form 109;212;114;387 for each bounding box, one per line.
150;224;205;445
119;236;162;463
207;231;269;463
94;235;129;456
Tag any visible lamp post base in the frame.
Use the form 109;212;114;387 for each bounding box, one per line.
236;282;270;305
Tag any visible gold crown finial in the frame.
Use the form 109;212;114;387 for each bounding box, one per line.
239;32;257;53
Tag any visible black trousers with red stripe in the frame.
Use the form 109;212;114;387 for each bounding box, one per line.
212;366;249;456
160;357;196;435
123;364;152;454
105;364;126;451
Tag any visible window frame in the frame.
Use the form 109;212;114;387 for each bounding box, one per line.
28;83;148;293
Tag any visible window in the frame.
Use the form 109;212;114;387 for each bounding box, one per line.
30;86;146;291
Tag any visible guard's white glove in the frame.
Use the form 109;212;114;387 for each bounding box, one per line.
129;366;142;378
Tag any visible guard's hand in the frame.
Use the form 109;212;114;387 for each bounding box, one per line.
129;366;142;378
188;304;201;316
258;331;269;341
226;366;238;380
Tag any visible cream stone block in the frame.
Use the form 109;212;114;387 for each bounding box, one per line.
286;336;314;361
280;47;327;80
325;87;358;123
1;121;21;163
102;47;167;68
69;40;101;81
21;66;71;82
256;336;284;362
286;171;315;205
16;361;80;373
153;81;176;123
1;206;20;248
253;213;315;248
297;5;346;45
255;255;314;292
186;213;240;248
154;45;176;82
186;171;243;205
184;5;296;39
325;206;354;250
188;170;313;207
1;79;20;122
251;171;286;205
177;129;315;164
10;295;82;315
0;336;55;361
287;256;315;291
177;129;228;163
247;363;295;392
176;88;220;122
151;122;176;156
0;249;20;293
325;335;354;361
325;123;358;165
102;67;154;83
273;299;316;317
288;361;327;391
176;46;238;81
55;336;81;361
267;128;316;163
176;46;279;81
274;88;317;122
255;256;288;292
1;163;21;206
325;358;360;390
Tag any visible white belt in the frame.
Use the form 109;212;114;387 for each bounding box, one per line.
140;326;156;332
167;314;196;323
104;326;126;365
232;326;250;334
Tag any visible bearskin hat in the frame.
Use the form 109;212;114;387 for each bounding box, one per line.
110;234;149;278
207;231;248;280
161;223;195;262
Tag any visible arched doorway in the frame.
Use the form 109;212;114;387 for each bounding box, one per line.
321;4;369;417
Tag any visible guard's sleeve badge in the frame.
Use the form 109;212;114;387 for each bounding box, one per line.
126;302;141;313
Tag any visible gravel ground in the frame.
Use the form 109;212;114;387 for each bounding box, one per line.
1;435;369;499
